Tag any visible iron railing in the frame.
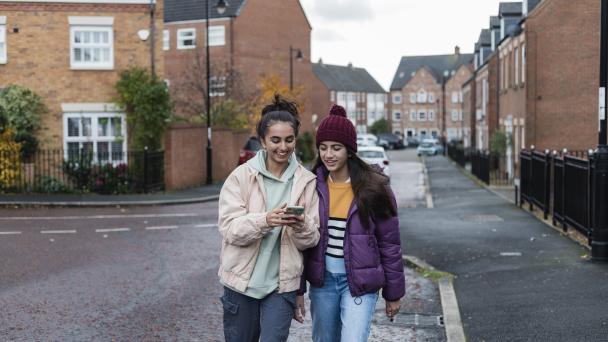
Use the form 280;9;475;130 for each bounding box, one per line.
0;149;164;194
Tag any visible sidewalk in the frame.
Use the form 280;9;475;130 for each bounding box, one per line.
0;183;222;207
401;155;608;341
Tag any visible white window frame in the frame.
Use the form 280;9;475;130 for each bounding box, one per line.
409;93;417;104
63;112;127;164
0;17;6;64
163;29;170;51
417;90;427;103
177;28;196;49
392;93;402;104
514;47;519;85
451;91;459;104
428;110;435;121
428;93;435;103
330;91;336;102
418;110;427;121
210;76;226;97
451;109;459;121
410;110;417;121
69;25;114;70
207;25;225;46
393;111;402;121
521;45;526;84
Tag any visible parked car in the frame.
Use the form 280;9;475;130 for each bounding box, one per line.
356;133;378;147
357;145;390;176
376;133;407;150
406;136;419;147
238;136;262;165
416;139;444;156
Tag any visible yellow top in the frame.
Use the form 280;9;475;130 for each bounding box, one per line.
328;178;354;219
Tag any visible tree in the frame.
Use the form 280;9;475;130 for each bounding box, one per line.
369;118;390;135
0;85;45;134
490;130;509;156
115;67;173;151
247;74;305;131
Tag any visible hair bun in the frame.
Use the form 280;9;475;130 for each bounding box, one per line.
329;105;347;118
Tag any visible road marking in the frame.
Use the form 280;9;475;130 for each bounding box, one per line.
194;223;217;228
439;277;466;342
0;231;22;235
145;225;179;230
0;213;202;221
500;252;522;257
41;230;77;234
95;228;131;233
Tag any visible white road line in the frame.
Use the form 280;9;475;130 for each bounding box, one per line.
145;225;179;230
0;231;22;235
194;224;217;228
95;228;131;233
41;230;77;234
0;213;202;221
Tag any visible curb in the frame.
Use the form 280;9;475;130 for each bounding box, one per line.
419;156;434;209
403;255;466;342
0;194;220;208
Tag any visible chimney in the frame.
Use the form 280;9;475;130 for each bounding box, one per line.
318;58;323;65
347;62;353;69
454;46;461;57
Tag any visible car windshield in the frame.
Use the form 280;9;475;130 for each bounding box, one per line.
420;142;434;148
358;151;385;158
244;138;262;151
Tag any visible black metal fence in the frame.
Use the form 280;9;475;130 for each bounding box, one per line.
447;144;513;186
520;149;595;241
0;149;164;194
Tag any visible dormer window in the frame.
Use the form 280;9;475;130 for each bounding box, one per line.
417;90;427;103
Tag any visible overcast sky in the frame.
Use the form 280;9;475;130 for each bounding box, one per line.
299;0;505;90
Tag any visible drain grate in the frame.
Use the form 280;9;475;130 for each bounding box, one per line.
375;313;444;327
461;214;503;223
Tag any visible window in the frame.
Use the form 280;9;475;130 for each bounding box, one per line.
163;30;170;51
431;130;438;138
417;91;427;103
521;45;526;84
210;76;226;97
330;91;336;102
207;25;225;46
392;93;402;104
409;93;417;104
64;113;126;164
393;111;402;121
428;93;435;103
428;110;435;121
459;91;463;103
410;110;417;121
452;110;459;121
514;47;519;85
451;91;459;103
0;17;6;64
418;110;426;121
177;28;196;49
70;23;113;70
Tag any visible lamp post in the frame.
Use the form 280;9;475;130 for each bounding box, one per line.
441;70;450;153
592;0;608;261
205;0;228;185
289;46;303;91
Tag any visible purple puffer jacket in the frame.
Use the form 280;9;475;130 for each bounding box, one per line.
300;166;405;301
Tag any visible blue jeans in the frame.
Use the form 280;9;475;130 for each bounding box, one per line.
309;272;378;342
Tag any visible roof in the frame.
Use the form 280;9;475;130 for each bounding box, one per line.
312;63;386;93
490;16;500;28
478;29;491;46
389;53;473;91
499;2;522;16
164;0;247;23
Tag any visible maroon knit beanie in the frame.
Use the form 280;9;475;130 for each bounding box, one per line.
316;105;357;152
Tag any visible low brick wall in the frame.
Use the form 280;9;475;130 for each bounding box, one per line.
164;123;251;190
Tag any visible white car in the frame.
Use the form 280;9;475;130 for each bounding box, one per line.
357;145;390;176
356;133;378;147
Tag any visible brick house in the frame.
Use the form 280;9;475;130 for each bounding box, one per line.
163;0;315;132
311;60;387;134
462;76;476;148
473;28;495;151
388;48;472;141
0;0;164;161
525;0;600;151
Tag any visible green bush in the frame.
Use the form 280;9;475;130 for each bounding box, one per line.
490;130;508;156
34;176;70;194
0;85;45;134
296;132;316;164
13;131;39;161
369;118;390;135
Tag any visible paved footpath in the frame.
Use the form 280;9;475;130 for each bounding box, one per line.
401;156;608;341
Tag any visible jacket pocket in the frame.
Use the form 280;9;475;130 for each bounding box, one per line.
221;295;239;315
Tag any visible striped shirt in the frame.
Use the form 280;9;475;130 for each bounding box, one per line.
326;217;346;258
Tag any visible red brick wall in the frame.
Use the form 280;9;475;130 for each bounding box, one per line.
310;73;331;131
525;0;600;151
445;64;473;140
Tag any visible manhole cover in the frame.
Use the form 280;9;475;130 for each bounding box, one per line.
462;214;504;223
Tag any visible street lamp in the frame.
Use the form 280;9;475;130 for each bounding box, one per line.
289;46;304;91
205;0;228;185
441;70;450;153
592;0;608;261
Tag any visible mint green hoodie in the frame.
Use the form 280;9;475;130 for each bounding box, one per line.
242;150;299;298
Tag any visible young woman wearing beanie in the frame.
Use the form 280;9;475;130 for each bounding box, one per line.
218;94;320;342
297;104;405;342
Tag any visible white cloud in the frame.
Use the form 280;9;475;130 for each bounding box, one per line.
311;0;374;22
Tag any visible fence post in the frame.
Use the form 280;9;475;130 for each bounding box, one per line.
591;147;608;261
143;146;149;194
529;145;535;211
543;149;550;220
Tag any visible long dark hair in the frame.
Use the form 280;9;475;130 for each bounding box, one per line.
256;94;301;139
314;149;396;229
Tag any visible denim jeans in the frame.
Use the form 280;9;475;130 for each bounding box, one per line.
309;271;378;342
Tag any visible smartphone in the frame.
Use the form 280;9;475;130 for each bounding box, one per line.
284;206;305;216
